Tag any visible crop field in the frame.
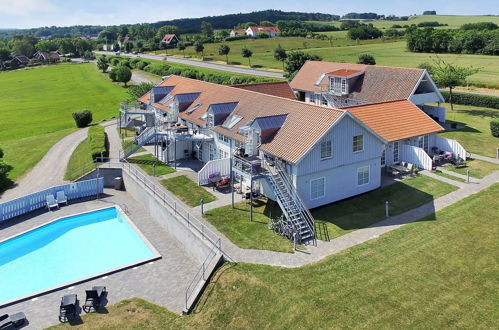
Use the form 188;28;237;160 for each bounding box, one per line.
0;63;128;182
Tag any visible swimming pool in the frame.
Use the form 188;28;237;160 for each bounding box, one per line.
0;206;160;306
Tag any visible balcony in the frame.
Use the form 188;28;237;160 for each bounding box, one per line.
410;92;441;105
232;156;264;177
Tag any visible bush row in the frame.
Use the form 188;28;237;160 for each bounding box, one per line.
440;90;499;109
107;56;277;85
88;126;109;161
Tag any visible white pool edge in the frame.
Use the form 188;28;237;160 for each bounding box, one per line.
0;205;162;308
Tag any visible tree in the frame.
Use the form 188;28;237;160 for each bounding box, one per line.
112;42;120;52
72;110;93;128
35;40;58;52
284;51;322;78
260;21;275;27
96;56;109;73
124;41;133;53
431;57;479;111
194;41;205;60
218;45;230;64
357;54;376;65
201;21;214;38
10;39;34;57
241;47;253;67
98;29;117;42
0;48;11;61
56;38;76;56
177;42;186;57
156;25;179;39
128;82;154;101
114;65;132;86
347;24;383;40
273;44;287;70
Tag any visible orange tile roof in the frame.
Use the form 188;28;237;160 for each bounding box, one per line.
291;61;425;103
344;100;444;142
230;81;296;99
150;75;345;163
328;69;363;77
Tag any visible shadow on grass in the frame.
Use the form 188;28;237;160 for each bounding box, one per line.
229;61;242;65
445;120;481;133
456;108;499;119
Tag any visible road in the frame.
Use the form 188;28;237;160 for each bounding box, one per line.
96;51;285;79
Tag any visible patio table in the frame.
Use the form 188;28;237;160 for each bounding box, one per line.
391;165;410;173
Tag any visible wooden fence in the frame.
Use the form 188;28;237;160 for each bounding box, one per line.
0;178;104;222
400;145;433;170
197;158;231;185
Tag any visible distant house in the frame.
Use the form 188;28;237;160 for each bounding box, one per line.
245;26;281;38
34;51;60;63
11;56;30;66
118;36;134;48
161;34;179;47
229;29;247;37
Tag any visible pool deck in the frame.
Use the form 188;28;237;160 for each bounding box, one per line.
0;189;199;329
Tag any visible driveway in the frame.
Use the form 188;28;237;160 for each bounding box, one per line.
96;51;284;79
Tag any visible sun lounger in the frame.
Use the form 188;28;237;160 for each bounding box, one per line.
0;312;27;329
46;194;59;210
59;294;77;322
56;190;68;206
82;286;107;313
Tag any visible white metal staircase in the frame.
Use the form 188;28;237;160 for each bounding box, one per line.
119;127;157;160
265;161;316;244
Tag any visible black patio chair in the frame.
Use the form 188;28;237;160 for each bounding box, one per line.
59;294;77;323
82;286;107;313
0;312;27;329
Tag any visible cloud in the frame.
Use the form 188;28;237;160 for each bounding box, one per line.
0;0;59;16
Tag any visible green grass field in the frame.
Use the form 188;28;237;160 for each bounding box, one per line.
160;175;216;207
128;154;175;176
64;130;98;181
446;158;499;179
439;103;499;158
0;63;128;183
51;183;499;329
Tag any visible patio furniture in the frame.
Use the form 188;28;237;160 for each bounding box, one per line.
59;294;78;322
56;191;68;206
452;157;467;168
216;178;230;189
0;312;26;329
46;194;59;210
82;286;107;313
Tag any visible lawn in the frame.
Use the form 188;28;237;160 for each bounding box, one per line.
0;63;127;183
445;158;499;179
439;103;499;158
204;198;294;253
432;170;467;183
312;175;457;238
122;139;146;154
50;183;499;329
160;175;216;207
64;131;98;181
128;154;175;176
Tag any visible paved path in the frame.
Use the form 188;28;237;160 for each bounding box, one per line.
0;128;88;202
97;51;285;79
470;153;499;164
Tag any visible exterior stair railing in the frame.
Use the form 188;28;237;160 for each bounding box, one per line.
119;127;157;160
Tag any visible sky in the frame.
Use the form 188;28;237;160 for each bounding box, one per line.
0;0;497;29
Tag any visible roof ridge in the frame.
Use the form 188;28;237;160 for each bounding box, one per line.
230;81;290;87
340;99;409;109
306;60;425;72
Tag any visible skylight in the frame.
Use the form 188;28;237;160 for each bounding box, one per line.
223;115;243;129
186;103;202;114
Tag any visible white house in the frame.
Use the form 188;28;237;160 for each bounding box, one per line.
229;29;247;37
245;26;281;38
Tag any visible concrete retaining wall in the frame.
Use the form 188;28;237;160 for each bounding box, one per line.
77;168;123;188
122;170;212;264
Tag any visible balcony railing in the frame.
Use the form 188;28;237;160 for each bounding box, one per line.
232;156;264;176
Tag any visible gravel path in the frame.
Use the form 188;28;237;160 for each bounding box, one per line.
0;128;88;202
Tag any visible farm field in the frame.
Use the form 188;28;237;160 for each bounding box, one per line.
0;63;128;182
51;182;499;329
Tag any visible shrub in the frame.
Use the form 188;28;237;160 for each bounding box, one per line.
440;91;499;109
357;54;376;65
491;119;499;138
110;58;120;66
72;110;93;128
88;126;109;161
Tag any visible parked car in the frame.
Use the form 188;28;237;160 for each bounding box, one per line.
115;51;121;56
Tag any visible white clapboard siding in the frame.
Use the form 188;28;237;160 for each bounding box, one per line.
400;145;432;170
0;178;104;222
435;136;467;160
198;158;231;185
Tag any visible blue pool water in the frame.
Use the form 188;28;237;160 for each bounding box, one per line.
0;207;156;305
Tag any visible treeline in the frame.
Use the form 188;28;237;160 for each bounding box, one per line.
276;21;339;37
407;23;499;55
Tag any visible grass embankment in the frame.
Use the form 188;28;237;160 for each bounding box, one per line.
0;63;127;184
439;103;499;158
446;158;499;179
50;183;499;329
160;175;216;207
64;126;108;181
128;154;175;176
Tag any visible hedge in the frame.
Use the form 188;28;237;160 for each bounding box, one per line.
491;119;499;138
88;126;109;161
440;90;499;109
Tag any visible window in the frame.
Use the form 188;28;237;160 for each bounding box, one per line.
353;135;364;152
381;149;386;166
321;95;328;106
218;149;228;159
223;115;243;129
320;141;332;159
310;177;325;200
418;134;429;152
329;78;334;92
357;166;370;186
341;79;347;93
393;141;399;163
217;133;229;143
309;93;315;104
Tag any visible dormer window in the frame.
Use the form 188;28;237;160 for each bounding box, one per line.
341;79;347;93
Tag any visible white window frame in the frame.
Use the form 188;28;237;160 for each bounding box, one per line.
320;140;332;159
353;135;364;153
357;166;370;186
309;93;315;104
310;177;325;200
341;79;347;93
217;133;229;143
393;141;400;163
381;148;386;166
329;77;334;92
